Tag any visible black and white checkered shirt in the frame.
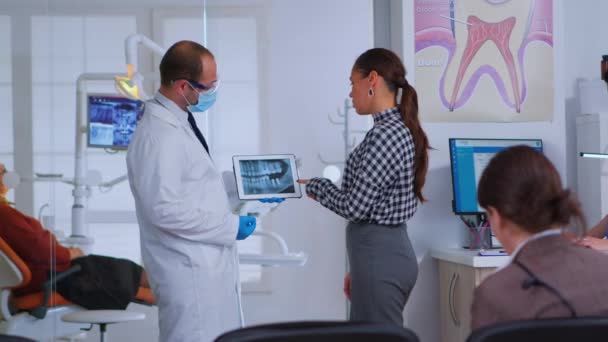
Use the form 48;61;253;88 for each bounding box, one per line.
306;106;418;225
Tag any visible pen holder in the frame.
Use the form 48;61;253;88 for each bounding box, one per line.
467;225;491;250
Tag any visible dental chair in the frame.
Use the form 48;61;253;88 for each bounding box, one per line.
0;236;155;341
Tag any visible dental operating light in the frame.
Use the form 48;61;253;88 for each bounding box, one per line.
115;64;144;100
114;34;167;100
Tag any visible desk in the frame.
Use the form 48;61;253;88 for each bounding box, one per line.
430;248;509;342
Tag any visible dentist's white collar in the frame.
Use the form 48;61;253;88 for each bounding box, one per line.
152;91;190;127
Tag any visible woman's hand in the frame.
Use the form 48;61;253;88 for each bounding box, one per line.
297;179;316;200
343;272;352;300
578;236;608;252
68;247;84;260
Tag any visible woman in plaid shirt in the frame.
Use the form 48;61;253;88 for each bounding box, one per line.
299;48;430;326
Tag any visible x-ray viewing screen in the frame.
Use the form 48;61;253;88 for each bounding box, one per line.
233;154;302;200
87;94;145;149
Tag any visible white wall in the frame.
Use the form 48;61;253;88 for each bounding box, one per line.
562;0;608;205
240;0;374;324
398;1;567;341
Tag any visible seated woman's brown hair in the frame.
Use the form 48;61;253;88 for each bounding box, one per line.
477;145;586;237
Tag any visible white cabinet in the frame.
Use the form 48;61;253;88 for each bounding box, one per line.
437;260;495;342
431;249;508;342
576;112;608;224
576;79;608;224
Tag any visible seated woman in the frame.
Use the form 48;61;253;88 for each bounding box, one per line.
471;146;608;330
0;163;151;311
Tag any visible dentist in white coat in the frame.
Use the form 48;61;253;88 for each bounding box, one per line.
127;41;257;342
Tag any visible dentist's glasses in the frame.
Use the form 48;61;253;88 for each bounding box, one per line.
174;78;220;94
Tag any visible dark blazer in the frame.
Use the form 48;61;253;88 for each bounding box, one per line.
471;233;608;330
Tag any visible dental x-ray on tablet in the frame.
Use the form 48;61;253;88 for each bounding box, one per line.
233;154;302;200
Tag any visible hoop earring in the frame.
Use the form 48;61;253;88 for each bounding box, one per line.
368;88;374;97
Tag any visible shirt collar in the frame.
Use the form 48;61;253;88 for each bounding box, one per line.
509;228;562;262
372;106;400;124
154;91;189;126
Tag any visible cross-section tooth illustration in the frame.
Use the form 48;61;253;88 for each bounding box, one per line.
414;0;553;122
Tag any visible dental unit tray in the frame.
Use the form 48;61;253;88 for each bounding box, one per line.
233;154;302;200
239;229;308;267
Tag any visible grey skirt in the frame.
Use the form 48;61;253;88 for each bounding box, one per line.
346;221;418;326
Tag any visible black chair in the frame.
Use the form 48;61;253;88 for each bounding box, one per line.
215;321;419;342
467;317;608;342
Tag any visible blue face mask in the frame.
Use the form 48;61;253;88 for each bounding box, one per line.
185;83;218;113
189;91;217;113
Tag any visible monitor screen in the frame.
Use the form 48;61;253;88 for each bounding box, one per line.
87;94;145;149
449;138;543;214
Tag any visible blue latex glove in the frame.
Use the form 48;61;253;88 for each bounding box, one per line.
259;197;285;203
237;216;257;240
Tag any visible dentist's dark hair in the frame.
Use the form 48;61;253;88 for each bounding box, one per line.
353;48;430;202
477;145;586;236
160;40;214;86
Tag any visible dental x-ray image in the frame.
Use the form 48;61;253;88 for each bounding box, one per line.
233;154;302;200
239;159;295;195
88;95;145;149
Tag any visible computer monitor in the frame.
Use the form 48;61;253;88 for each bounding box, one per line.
449;138;543;214
87;94;145;149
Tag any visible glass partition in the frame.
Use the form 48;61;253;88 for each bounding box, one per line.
0;0;279;339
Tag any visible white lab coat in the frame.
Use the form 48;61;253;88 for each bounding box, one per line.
127;92;242;342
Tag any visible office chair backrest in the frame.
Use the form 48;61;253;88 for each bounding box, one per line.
467;317;608;342
0;334;36;342
215;321;419;342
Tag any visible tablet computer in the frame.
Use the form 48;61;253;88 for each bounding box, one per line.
233;154;302;200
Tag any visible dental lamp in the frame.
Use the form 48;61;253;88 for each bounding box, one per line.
62;35;167;246
114;34;166;100
115;64;145;100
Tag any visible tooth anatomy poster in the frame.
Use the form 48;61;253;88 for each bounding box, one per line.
414;0;553;122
